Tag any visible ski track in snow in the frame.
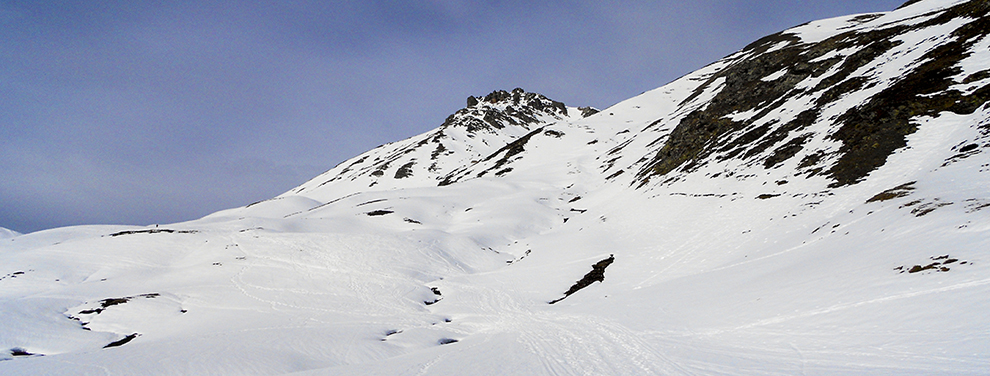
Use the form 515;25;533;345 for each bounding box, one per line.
407;283;691;376
719;277;990;334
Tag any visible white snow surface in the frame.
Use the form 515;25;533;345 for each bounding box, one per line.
2;1;989;374
0;228;18;239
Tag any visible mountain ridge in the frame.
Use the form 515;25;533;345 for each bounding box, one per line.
2;0;988;374
278;88;596;201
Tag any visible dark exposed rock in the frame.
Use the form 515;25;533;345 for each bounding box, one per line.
896;255;968;274
636;2;990;188
10;348;35;357
439;127;545;186
579;106;600;117
866;182;916;203
907;199;953;217
356;199;388;207
549;255;615;304
764;134;812;169
0;270;28;282
430;143;448;160
828;5;990;186
637;31;833;181
76;294;160;316
964;199;990;213
494;167;513;176
605;170;625;180
394;161;415;179
897;0;925;10
108;229;197;237
444;89;568;135
424;287;442;305
103;333;140;348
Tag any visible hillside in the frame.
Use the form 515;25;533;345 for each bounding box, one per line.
2;0;988;374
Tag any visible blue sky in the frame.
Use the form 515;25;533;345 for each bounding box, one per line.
0;0;907;233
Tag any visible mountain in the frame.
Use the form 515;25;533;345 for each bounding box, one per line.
2;0;989;374
277;88;598;199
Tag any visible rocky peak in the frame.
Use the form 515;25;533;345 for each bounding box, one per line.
280;88;591;199
467;88;568;114
444;88;570;133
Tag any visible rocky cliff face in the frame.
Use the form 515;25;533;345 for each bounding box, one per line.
624;0;990;189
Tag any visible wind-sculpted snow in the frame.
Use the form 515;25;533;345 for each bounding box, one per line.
0;227;19;239
2;1;990;374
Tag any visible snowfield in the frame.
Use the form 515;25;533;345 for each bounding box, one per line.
2;0;989;374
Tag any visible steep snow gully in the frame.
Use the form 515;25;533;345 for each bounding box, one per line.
3;0;990;374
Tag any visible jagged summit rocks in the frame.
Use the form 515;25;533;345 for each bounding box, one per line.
448;88;569;133
466;88;567;116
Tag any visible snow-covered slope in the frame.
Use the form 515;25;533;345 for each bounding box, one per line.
0;227;21;239
0;228;19;239
2;0;989;374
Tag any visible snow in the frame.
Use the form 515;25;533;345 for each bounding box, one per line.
950;33;990;95
2;1;989;374
787;14;873;44
0;227;19;239
786;0;970;45
760;69;788;82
